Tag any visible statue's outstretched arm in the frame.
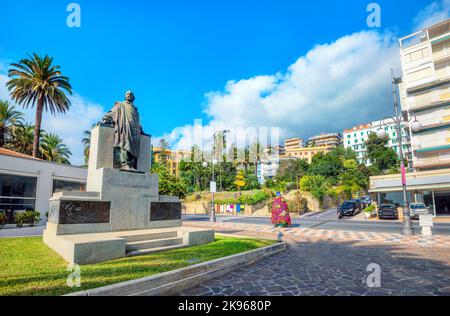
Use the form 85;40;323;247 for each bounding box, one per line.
99;103;118;126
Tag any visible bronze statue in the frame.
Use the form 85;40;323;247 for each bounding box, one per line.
102;90;143;170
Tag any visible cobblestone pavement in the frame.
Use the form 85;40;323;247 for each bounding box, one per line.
178;223;450;296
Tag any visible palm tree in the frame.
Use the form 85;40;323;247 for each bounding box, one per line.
40;133;72;164
82;129;91;165
249;141;264;176
7;124;35;155
7;53;72;158
81;124;96;165
0;100;24;147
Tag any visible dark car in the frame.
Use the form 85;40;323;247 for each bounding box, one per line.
338;201;360;217
361;196;372;207
378;204;398;220
350;198;363;211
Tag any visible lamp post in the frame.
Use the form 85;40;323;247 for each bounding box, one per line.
376;69;422;235
206;130;230;223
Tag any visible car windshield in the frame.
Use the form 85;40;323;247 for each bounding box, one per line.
341;202;354;207
380;205;395;209
410;204;426;209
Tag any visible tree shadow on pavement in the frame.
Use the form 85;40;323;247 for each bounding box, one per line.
178;238;450;296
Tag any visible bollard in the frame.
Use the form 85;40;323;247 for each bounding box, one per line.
277;230;283;242
419;213;433;237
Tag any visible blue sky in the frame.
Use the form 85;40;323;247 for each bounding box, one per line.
0;0;448;164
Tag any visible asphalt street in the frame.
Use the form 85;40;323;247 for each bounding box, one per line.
183;211;450;235
2;210;450;237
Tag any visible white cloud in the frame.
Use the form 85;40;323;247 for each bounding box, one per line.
0;73;104;165
414;0;450;31
159;30;400;152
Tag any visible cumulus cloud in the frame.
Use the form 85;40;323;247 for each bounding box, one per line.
159;30;400;152
0;73;104;165
414;0;450;30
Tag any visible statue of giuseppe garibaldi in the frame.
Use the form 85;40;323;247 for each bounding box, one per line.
101;90;145;171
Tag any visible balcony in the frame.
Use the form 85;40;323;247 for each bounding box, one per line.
407;86;450;110
414;155;450;169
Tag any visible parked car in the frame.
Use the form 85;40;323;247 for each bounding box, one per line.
378;204;398;220
409;203;429;220
338;200;360;217
350;198;363;210
361;196;372;206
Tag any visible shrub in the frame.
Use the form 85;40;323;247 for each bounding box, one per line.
14;211;41;227
364;205;376;213
215;190;271;206
286;193;309;214
0;212;6;227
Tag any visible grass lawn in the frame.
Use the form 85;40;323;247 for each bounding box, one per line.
0;235;275;296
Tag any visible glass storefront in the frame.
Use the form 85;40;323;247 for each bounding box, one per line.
435;191;450;216
376;190;450;217
378;191;413;207
52;179;86;193
0;174;37;224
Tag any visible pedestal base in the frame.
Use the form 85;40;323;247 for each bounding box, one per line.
44;226;214;264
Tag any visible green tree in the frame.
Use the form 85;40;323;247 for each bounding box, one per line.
7;53;72;158
40;133;72;164
337;159;368;199
158;138;170;163
365;132;399;172
0;100;24;147
275;158;309;183
81;124;96;166
152;162;187;198
299;175;332;205
6;124;35;155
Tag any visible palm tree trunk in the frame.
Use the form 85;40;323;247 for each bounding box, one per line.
0;126;5;147
33;97;44;158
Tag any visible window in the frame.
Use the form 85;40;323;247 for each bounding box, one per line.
52;179;86;193
0;174;37;224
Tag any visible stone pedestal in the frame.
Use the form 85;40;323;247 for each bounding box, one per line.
44;125;214;264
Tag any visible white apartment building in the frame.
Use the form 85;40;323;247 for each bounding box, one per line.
343;120;411;165
399;19;450;171
369;19;450;217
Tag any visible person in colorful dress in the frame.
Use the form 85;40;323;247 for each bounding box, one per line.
271;192;292;227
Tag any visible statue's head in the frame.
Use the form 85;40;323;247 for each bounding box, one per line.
125;90;135;103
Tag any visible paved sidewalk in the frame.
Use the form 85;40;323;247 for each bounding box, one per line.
178;222;450;296
0;225;44;237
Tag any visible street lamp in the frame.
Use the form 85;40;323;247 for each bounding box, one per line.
376;69;421;235
208;130;230;223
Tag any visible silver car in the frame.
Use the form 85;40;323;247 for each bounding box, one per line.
409;203;430;220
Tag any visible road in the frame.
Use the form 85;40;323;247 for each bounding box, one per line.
183;211;450;235
2;210;450;237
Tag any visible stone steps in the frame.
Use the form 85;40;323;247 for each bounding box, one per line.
126;237;184;252
123;231;178;242
126;244;186;257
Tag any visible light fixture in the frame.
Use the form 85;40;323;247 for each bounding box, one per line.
376;128;387;139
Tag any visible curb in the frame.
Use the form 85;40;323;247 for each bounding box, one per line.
65;241;286;296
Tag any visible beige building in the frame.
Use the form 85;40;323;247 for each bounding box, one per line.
152;147;191;176
399;19;450;170
284;138;304;151
307;133;342;148
283;145;335;163
369;19;450;217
